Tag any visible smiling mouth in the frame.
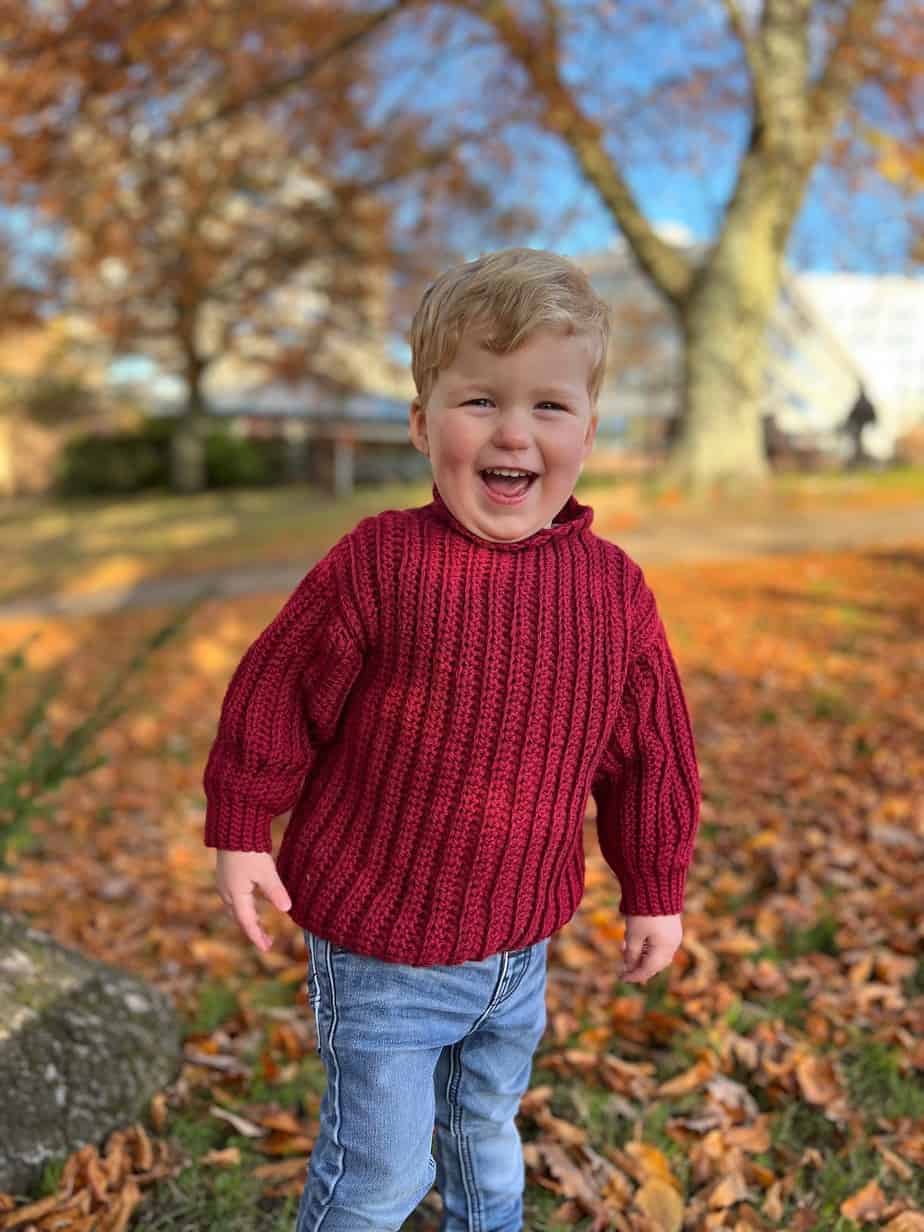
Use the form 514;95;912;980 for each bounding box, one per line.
478;468;539;480
479;469;539;500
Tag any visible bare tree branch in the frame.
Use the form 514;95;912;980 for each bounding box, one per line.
538;0;561;59
0;0;187;57
756;0;812;147
179;1;410;135
721;0;770;121
461;0;694;306
807;0;888;157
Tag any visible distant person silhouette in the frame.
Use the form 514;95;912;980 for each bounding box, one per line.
841;386;878;469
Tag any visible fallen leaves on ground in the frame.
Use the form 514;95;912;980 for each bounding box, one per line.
0;541;922;1229
0;1127;171;1231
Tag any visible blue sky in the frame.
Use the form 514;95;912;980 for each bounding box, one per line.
368;1;920;276
4;0;919;391
4;150;916;293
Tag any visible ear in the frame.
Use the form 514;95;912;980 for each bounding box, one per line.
408;399;429;457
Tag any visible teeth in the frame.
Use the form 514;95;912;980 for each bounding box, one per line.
483;468;533;478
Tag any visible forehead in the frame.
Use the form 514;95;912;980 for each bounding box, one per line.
442;327;596;386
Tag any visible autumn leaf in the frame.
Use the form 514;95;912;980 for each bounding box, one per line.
200;1146;241;1168
634;1177;684;1231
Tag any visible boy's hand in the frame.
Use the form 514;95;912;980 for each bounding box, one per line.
215;850;292;952
620;914;683;983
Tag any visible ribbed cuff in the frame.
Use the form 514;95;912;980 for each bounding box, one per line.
203;791;273;852
618;864;689;917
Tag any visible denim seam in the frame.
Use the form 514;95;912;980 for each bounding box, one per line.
443;949;513;1230
494;947;531;1006
309;936;346;1232
447;1037;483;1232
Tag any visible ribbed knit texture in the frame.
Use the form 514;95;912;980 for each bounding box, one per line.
203;481;701;966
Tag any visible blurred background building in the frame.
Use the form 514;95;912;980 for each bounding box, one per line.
4;237;922;496
134;229;923;469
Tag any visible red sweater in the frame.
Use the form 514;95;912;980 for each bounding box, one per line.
203;483;701;966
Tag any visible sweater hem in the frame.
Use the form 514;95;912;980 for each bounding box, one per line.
288;904;572;967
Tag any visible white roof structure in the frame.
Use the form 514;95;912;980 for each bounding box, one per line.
795;272;924;438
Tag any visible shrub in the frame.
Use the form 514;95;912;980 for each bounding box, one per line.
55;418;172;495
54;418;287;495
204;428;277;488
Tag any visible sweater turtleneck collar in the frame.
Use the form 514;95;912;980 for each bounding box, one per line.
426;481;593;550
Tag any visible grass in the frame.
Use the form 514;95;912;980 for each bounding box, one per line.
131;1124;301;1232
774;464;924;499
186;980;239;1035
755;982;814;1030
767;1032;924;1227
522;1187;593;1231
0;480;429;604
784;1143;880;1232
903;957;924;1000
772;1100;844;1157
780;913;842;959
117;1084;603;1232
28;1101;302;1232
2;463;923;604
841;1037;924;1123
4;462;922;1230
734;892;850;971
16;975;922;1232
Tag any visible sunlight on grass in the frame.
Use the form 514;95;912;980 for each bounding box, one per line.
58;555;152;596
0;482;432;602
77;514;240;553
2;467;922;604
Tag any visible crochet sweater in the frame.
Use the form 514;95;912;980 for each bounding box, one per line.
203;482;701;966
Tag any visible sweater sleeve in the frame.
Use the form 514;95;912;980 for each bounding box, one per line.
202;544;365;852
591;563;701;917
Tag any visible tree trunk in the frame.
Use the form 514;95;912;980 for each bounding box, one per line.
169;411;208;493
665;140;804;494
169;364;208;494
671;275;774;493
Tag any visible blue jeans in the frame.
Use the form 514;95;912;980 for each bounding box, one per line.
297;930;550;1232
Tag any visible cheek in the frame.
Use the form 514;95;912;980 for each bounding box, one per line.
535;422;576;458
434;417;484;465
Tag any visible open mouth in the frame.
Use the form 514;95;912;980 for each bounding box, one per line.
479;468;539;503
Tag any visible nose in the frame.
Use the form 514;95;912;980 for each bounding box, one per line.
491;405;533;450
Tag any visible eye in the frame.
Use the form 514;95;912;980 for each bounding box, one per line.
462;398;569;410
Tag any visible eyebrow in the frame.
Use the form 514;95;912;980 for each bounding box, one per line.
447;382;581;401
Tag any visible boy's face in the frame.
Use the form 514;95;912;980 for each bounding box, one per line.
409;326;599;543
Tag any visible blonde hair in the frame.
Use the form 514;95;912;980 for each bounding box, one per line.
409;247;611;408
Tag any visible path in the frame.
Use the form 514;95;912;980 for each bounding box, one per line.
1;503;923;620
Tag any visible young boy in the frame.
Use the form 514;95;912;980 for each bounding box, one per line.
203;248;701;1231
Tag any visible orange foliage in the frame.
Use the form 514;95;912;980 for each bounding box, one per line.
1;540;922;1227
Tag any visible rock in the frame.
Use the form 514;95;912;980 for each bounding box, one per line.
0;909;183;1195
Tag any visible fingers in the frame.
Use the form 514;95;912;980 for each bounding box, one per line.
621;940;668;983
622;961;654;982
264;871;292;914
242;868;293;942
215;852;293;952
621;934;645;977
234;891;274;952
218;887;282;953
